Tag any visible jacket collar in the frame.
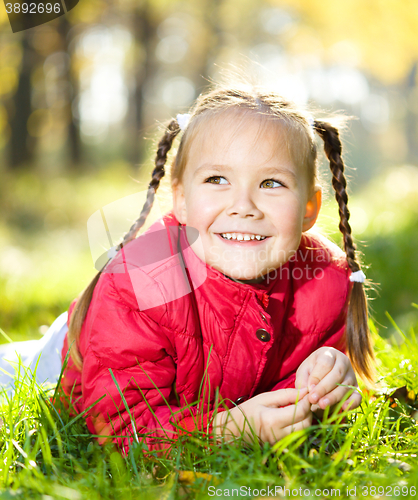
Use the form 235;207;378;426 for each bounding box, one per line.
162;210;290;308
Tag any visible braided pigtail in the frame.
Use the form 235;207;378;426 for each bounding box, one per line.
67;119;181;370
314;120;375;383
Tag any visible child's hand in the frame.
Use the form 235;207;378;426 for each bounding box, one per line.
295;347;362;412
213;388;312;446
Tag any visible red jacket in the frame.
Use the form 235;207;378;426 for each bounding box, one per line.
60;210;353;453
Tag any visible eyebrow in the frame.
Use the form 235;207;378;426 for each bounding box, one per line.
194;163;298;182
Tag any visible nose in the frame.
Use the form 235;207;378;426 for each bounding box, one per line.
226;187;263;218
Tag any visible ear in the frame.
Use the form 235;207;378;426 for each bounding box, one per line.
302;186;322;232
172;180;187;225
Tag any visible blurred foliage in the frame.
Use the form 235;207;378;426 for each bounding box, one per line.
0;158;174;341
1;0;418;174
317;164;418;336
280;0;418;83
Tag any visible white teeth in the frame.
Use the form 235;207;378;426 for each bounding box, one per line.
220;233;267;241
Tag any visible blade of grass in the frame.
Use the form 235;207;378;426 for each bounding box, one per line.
108;368;140;445
43;393;106;452
0;327;13;343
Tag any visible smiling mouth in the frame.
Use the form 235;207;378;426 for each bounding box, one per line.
218;232;269;241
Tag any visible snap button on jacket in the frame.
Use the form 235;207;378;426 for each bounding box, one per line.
256;329;271;342
60;210;353;453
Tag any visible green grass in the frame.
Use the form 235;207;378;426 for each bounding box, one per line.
1;311;418;499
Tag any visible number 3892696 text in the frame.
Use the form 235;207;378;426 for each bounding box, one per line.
5;2;62;14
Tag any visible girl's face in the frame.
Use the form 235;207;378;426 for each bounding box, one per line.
172;112;321;282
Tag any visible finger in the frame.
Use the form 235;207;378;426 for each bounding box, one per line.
281;413;313;439
310;403;321;413
342;390;362;411
260;387;309;408
295;359;315;390
307;349;338;391
309;360;348;404
267;412;313;445
271;395;312;425
258;396;311;439
295;370;309;390
316;382;360;410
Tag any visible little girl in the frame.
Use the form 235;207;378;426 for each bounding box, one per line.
58;83;374;452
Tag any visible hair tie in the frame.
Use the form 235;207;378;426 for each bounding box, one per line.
308;116;315;132
176;113;191;131
107;246;118;260
349;270;366;283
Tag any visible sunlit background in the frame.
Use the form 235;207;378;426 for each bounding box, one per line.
0;0;418;341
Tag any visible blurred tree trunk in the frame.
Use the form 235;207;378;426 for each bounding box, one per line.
127;0;158;168
193;0;223;93
58;16;82;168
406;62;418;164
9;30;36;168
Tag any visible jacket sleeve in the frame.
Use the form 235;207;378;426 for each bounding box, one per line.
71;271;219;455
269;276;353;393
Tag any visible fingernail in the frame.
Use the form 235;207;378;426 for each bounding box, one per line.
322;398;330;407
309;384;316;392
311;393;318;403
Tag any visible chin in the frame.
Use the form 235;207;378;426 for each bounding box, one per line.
223;267;263;281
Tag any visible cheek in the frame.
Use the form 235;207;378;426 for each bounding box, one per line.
189;192;221;222
270;199;305;242
270;196;304;223
189;192;222;214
